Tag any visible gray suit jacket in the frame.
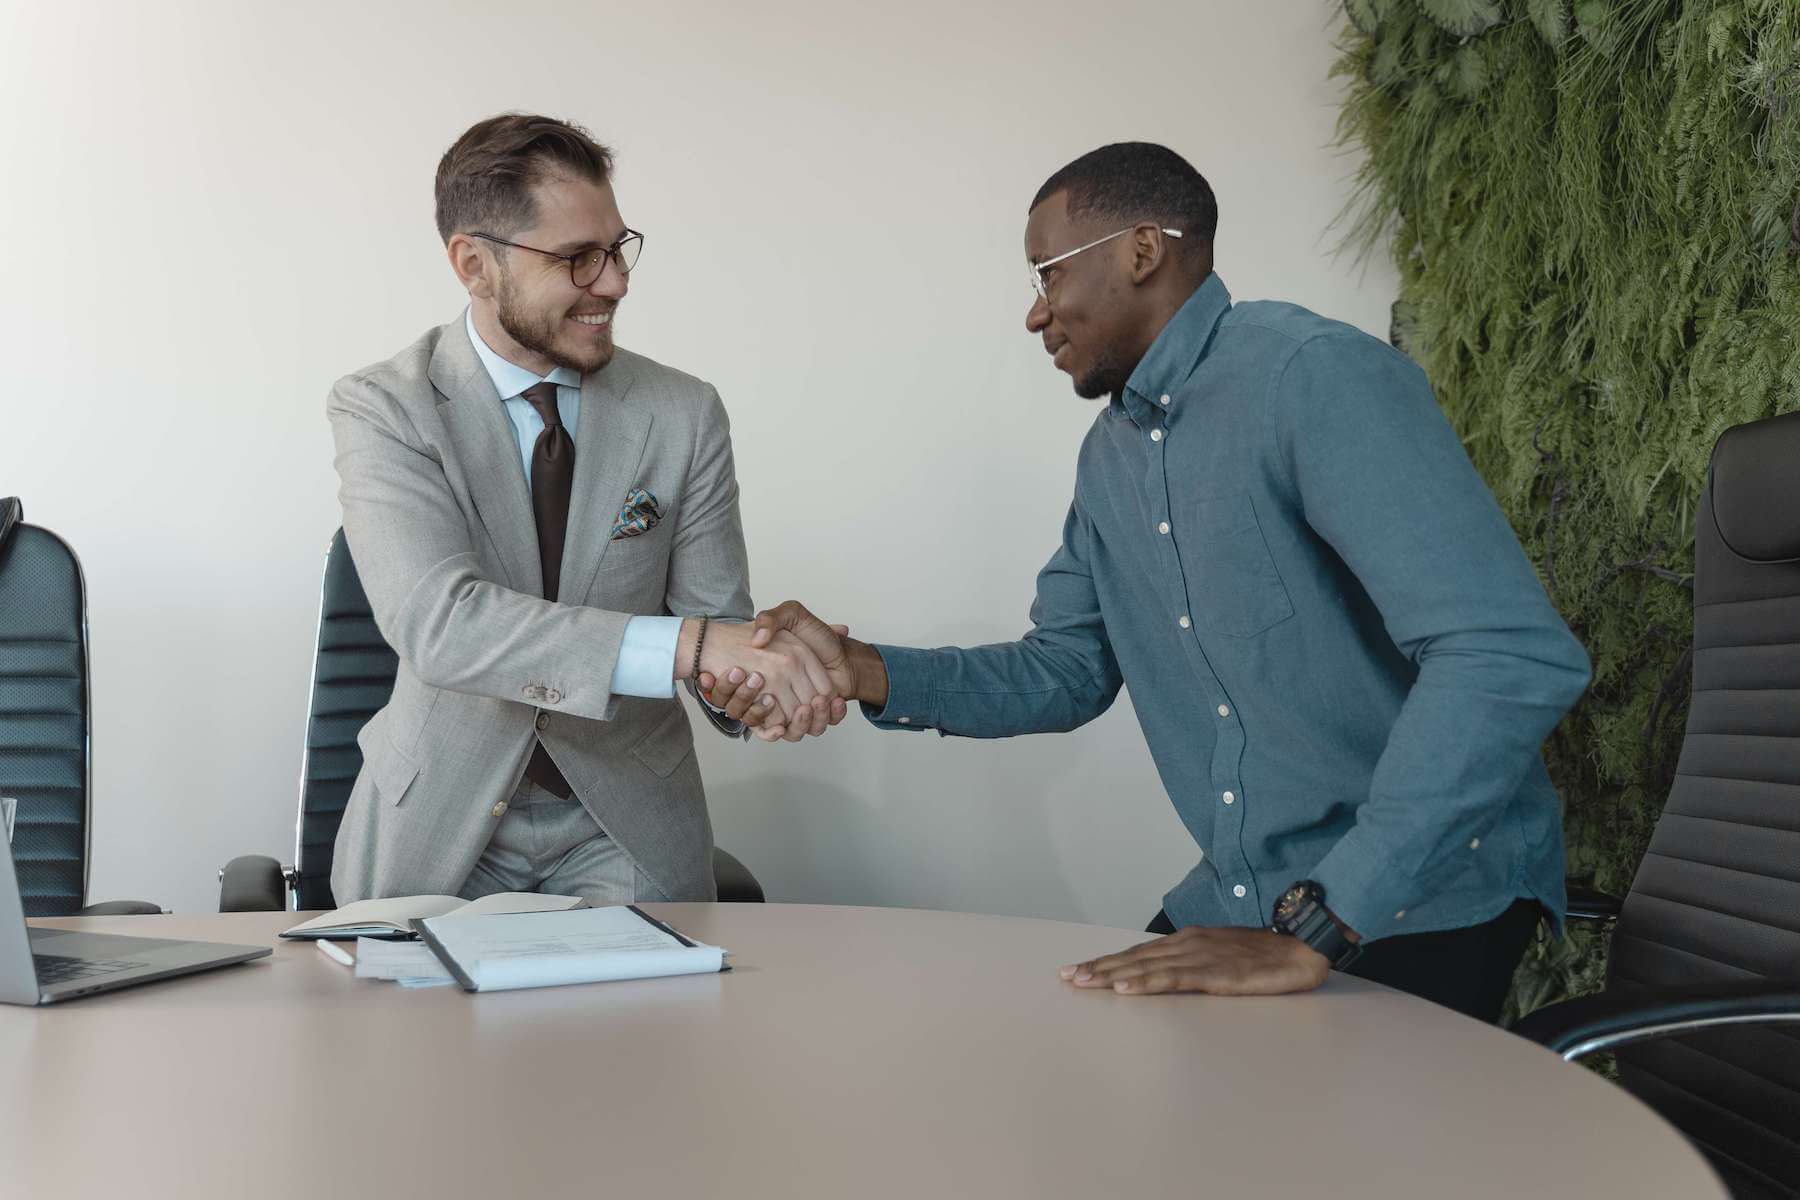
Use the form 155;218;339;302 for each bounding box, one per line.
325;317;751;904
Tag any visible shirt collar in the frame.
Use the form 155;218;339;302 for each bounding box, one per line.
1120;272;1233;419
464;308;582;402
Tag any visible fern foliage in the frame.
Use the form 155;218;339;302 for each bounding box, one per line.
1332;0;1800;1016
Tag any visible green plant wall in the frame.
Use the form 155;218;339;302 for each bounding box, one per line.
1331;0;1800;1017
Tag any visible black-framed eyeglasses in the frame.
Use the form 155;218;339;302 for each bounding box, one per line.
470;229;644;287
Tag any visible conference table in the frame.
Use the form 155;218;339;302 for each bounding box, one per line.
2;904;1723;1198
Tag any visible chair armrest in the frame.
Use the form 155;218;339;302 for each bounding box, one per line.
712;847;764;903
77;899;165;916
219;855;289;912
1513;979;1800;1059
1564;882;1623;924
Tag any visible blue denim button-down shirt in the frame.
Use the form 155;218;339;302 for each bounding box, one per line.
867;274;1590;942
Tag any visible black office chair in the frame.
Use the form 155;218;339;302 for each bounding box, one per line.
1515;412;1800;1199
0;498;160;916
219;528;765;911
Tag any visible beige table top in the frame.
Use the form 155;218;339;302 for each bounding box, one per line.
2;905;1721;1199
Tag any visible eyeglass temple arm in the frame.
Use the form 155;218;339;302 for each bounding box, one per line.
1036;226;1184;269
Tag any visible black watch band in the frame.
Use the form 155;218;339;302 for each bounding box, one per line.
1270;880;1362;970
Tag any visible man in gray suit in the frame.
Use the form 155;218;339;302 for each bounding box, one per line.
327;114;837;905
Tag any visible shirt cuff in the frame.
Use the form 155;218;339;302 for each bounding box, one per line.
1309;831;1417;944
859;644;937;731
609;615;683;700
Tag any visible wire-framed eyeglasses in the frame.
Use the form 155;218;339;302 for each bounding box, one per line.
1028;224;1182;301
471;229;645;288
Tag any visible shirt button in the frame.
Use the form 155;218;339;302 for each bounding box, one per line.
1178;615;1191;630
1469;838;1480;850
1150;429;1163;442
1233;884;1247;898
1159;394;1171;407
1157;521;1170;535
491;801;508;818
1222;791;1235;805
535;713;549;731
1217;704;1230;717
897;717;911;725
1394;910;1407;920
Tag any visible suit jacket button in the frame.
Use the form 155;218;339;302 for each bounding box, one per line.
491;801;508;817
522;685;543;701
535;712;549;731
544;688;562;704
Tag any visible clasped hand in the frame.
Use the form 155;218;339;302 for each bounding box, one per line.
697;602;855;742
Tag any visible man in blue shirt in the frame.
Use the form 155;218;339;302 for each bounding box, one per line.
703;143;1591;1021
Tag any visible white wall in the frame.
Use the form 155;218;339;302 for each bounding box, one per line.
0;0;1397;920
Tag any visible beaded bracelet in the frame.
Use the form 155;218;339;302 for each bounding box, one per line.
689;615;710;681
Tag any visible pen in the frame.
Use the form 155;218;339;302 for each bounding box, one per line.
316;939;354;968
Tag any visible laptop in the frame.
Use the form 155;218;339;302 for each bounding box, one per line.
0;843;270;1005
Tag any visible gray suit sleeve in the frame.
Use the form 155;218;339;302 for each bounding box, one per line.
328;374;631;722
663;383;754;738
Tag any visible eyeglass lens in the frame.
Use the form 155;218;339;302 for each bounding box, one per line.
572;233;643;287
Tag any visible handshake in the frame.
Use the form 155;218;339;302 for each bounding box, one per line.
679;602;886;743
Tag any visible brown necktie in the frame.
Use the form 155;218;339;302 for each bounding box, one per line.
523;382;574;603
521;382;575;799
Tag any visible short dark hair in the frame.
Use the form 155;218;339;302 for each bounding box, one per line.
1031;142;1218;245
434;113;615;244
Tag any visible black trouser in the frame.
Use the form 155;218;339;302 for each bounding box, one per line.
1145;897;1542;1024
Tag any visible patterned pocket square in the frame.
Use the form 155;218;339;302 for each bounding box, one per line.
610;486;663;540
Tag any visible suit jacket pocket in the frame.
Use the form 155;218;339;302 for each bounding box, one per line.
1178;492;1295;638
630;702;694;779
591;515;671;597
372;737;421;807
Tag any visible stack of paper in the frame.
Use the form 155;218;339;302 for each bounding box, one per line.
353;939;456;988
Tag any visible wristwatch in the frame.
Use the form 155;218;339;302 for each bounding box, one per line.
1270;880;1361;970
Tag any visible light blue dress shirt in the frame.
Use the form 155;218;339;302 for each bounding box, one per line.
465;310;682;699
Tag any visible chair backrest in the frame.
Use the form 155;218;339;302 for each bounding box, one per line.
0;500;91;916
293;529;398;911
1610;410;1800;1198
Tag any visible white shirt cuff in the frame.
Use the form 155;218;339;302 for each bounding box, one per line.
609;615;684;699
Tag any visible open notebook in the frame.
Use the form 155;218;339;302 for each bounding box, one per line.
280;892;585;940
413;905;727;992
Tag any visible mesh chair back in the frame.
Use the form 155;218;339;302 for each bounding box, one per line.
0;502;90;916
1610;410;1800;1198
293;529;398;911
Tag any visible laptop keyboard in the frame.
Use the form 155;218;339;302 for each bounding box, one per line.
33;953;147;984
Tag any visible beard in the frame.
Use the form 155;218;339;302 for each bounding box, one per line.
495;268;615;374
1072;345;1131;400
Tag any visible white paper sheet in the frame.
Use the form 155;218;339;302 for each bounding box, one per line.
353;938;455;984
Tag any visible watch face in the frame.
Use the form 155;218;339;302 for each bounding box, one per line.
1273;883;1311;926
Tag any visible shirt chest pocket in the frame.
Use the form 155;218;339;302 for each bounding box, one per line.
1175;492;1294;638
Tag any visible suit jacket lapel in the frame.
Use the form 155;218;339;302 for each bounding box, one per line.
429;321;543;597
562;352;651;603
